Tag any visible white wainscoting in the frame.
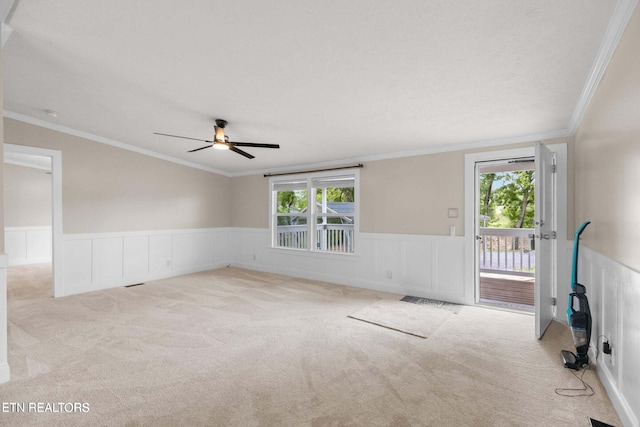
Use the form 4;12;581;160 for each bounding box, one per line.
230;228;467;304
0;254;9;384
4;226;52;266
62;228;231;297
581;246;640;427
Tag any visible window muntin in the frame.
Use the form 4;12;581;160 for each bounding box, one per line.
271;172;357;254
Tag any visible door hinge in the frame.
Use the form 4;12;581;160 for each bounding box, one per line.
551;164;557;173
551;297;557;306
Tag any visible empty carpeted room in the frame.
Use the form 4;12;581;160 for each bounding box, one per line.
1;1;639;426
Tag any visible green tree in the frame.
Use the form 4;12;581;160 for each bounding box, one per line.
479;173;496;224
493;171;535;228
316;187;355;203
277;190;307;225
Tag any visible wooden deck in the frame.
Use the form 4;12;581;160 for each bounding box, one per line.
479;274;534;307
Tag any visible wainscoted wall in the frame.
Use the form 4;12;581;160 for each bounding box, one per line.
60;227;465;301
0;254;9;384
61;228;231;297
4;226;52;266
229;228;467;304
580;246;640;427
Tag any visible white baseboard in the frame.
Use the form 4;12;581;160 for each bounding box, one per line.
62;228;232;297
229;228;467;304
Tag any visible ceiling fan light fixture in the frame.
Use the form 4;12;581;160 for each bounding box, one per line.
213;140;229;150
212;125;229;150
155;118;278;159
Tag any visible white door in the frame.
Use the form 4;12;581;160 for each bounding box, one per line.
534;142;555;339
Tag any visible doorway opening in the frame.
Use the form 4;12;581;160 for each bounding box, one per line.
465;143;567;339
4;144;63;299
4;151;53;301
477;159;535;312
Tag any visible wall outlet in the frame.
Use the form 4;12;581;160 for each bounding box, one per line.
166;260;171;267
387;270;392;279
252;254;256;261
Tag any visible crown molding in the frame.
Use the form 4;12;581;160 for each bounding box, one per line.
4;111;232;176
5;109;572;179
568;0;638;133
231;128;573;177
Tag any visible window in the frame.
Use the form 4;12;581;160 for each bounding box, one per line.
271;171;358;254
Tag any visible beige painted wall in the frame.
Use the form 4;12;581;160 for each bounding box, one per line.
231;137;574;236
4;163;51;227
574;6;640;271
230;174;268;228
360;152;465;235
4;119;232;233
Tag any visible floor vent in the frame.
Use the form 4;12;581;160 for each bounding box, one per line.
125;283;145;288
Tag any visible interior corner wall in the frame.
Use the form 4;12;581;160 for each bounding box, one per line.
574;5;640;427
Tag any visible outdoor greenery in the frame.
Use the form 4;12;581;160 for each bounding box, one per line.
318;187;354;203
277;190;307;214
277;187;355;214
480;171;535;228
277;187;355;226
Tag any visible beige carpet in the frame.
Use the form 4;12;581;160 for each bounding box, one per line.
7;263;52;301
348;300;453;338
0;266;621;426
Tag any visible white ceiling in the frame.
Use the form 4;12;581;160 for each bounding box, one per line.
2;0;634;175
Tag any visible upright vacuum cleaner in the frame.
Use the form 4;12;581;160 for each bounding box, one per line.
561;221;592;370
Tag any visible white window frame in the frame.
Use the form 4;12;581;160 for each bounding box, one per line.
269;169;360;255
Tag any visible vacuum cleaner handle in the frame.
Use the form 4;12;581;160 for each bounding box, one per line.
570;221;591;288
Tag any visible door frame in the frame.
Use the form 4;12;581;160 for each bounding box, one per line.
4;144;64;297
463;144;568;320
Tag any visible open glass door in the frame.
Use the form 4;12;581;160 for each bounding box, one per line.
534;141;556;339
476;160;536;311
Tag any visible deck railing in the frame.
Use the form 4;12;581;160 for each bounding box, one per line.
276;224;354;253
479;227;535;276
276;225;308;250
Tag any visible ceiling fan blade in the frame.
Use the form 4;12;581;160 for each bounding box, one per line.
230;146;255;159
154;132;213;143
188;145;213;153
232;142;280;149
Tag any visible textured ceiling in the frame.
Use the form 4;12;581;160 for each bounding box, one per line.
2;0;628;175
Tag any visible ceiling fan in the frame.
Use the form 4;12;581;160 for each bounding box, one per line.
154;119;280;159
